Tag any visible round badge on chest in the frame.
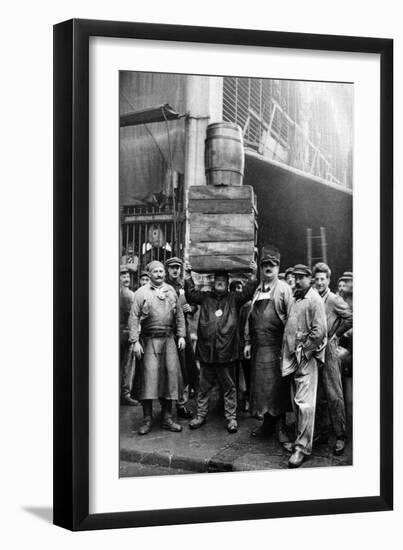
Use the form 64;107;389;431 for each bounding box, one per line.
215;309;223;317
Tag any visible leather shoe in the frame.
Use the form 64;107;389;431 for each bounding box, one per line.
121;395;139;406
288;448;305;468
138;418;152;435
161;418;183;432
333;439;345;456
176;405;193;419
282;441;293;453
227;419;238;433
189;416;206;429
251;424;273;438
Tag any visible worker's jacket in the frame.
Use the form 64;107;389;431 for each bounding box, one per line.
184;278;258;364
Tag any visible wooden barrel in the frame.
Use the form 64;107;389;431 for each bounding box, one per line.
205;122;244;186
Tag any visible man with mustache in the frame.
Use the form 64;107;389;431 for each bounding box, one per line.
313;262;352;456
184;261;258;433
282;264;327;468
128;260;186;435
243;247;293;450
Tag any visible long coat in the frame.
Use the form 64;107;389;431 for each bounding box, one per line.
282;287;327;376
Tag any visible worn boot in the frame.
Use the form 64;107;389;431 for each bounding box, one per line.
288;447;305;468
189;416;206;429
227;419;238;433
276;414;293;452
333;437;346;456
121;393;139;406
251;412;276;438
161;399;182;432
138;400;153;435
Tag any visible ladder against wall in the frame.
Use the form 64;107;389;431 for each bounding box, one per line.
306;226;327;268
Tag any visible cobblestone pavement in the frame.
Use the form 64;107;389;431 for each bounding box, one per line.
120;395;352;477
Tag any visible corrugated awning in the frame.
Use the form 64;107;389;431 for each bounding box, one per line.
120;104;181;127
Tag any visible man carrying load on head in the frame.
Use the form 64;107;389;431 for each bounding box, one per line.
184;260;258;434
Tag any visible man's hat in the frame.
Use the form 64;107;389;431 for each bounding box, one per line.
214;270;229;280
260;245;280;266
293;264;312;277
339;271;353;282
285;267;295;278
165;256;183;268
139;270;150;278
120;265;129;274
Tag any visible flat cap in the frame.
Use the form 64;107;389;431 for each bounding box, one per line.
285;267;295;278
120;265;129;274
339;271;353;281
260;245;280;266
293;264;312;277
165;256;183;268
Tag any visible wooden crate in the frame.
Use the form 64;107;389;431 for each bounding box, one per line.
188;185;257;272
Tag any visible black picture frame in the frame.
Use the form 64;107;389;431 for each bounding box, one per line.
53;18;393;531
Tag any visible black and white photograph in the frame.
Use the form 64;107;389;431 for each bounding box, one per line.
119;71;354;476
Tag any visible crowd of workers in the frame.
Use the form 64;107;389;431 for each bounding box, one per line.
120;248;353;469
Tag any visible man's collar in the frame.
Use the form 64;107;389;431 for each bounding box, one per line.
166;276;183;289
149;281;167;291
294;286;311;300
320;287;331;300
257;278;278;292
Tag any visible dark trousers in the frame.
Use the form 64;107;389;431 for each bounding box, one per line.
177;335;200;406
196;362;237;421
315;339;346;439
120;330;135;397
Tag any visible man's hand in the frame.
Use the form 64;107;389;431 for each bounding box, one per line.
182;303;192;314
184;261;193;279
244;344;252;360
133;341;144;360
177;337;186;350
295;343;303;365
248;260;258;279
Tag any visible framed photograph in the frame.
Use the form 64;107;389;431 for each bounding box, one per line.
53;19;393;530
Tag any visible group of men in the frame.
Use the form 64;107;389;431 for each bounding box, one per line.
120;249;353;469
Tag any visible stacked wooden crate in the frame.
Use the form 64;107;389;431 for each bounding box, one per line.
188;185;258;272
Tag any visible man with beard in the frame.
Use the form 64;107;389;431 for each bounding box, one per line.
184;261;258;433
128;261;186;435
313;263;352;455
165;257;198;420
243;247;293;450
120;266;138;406
282;264;327;468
